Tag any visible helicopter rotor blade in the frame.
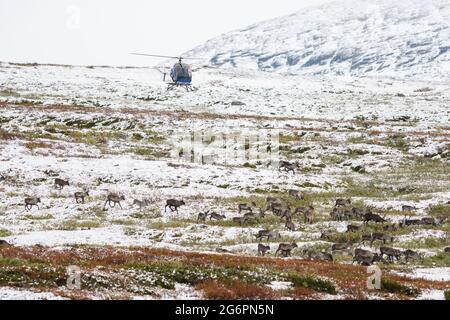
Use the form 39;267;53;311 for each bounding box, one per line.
131;53;179;59
191;64;221;72
130;53;203;60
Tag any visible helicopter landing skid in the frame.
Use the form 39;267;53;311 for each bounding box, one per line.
167;83;195;92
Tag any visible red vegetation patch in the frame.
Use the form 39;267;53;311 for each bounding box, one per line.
1;245;449;298
196;281;278;300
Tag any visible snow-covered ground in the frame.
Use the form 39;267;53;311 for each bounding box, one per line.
0;63;449;300
0;287;67;300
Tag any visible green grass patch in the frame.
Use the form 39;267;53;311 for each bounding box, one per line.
147;219;190;230
0;229;12;237
23;214;54;221
288;273;337;295
0;257;66;288
125;261;272;290
429;204;450;221
128;147;169;158
0;128;21;140
421;252;450;268
58;219;101;231
0;89;20;97
111;219;136;226
67;130;127;145
243;162;257;169
385;135;409;152
397;237;450;250
381;279;420;297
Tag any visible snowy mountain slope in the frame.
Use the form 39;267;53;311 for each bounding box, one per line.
185;0;450;79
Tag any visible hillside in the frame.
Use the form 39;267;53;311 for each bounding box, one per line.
185;0;450;79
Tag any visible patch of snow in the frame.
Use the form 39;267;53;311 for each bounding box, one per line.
418;289;446;300
267;281;293;291
412;268;450;281
0;287;67;300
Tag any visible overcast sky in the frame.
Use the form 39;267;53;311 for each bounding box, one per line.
0;0;336;66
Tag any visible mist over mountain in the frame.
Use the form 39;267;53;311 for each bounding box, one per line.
185;0;450;79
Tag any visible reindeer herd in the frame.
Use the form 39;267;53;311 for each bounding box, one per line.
194;193;447;266
8;177;449;267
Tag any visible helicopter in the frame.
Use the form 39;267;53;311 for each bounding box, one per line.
131;53;201;92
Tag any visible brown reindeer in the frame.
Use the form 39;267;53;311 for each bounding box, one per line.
54;178;69;190
165;199;185;213
285;220;296;231
275;242;298;257
258;244;271;256
74;191;89;204
104;193;125;210
25;197;41;211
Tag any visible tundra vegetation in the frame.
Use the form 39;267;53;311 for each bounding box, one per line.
0;64;449;299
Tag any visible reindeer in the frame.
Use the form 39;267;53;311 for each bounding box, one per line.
258;244;271;257
285;220;296;232
304;250;333;262
420;217;438;226
351;207;370;219
275;242;298;256
232;217;246;225
403;249;422;263
266;196;278;204
401;217;422;227
255;230;281;242
165;199;185;213
241;212;258;224
265;197;281;212
270;202;285;216
353;248;385;265
320;230;333;241
346;224;362;233
25;197;41;211
197;211;210;223
360;234;372;245
54;178;69;190
330;207;344;221
370;233;394;246
74;191;89;204
303;206;314;224
383;223;399;232
364;212;387;225
279;161;296;174
335;199;351;207
380;247;403;262
104;193;125;210
210;212;226;221
354;248;374;260
331;207;354;221
279;249;293;257
402;205;416;212
133;199;150;211
403;219;420;226
317;252;334;262
238;202;257;214
280;208;292;222
288;189;304;200
342;210;355;221
294;205;314;218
